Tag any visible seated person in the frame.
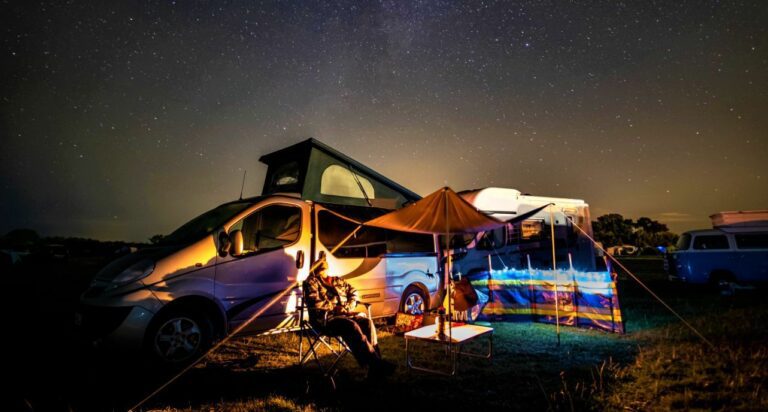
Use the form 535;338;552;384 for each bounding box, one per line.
303;255;395;379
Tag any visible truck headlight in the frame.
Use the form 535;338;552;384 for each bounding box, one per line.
110;259;155;289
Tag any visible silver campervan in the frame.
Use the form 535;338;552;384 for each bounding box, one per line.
77;139;440;365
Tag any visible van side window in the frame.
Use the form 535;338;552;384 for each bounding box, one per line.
692;235;729;250
317;210;433;258
735;234;768;249
229;205;301;252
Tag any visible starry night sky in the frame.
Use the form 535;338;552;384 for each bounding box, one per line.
2;1;767;241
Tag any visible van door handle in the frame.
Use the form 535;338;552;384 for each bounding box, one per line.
296;250;305;269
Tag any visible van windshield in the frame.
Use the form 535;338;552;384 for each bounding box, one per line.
160;202;253;245
676;233;692;250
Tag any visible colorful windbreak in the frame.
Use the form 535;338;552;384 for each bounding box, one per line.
470;268;624;333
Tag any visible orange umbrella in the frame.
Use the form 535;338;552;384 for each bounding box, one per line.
365;187;505;337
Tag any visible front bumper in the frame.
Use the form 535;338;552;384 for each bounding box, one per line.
77;285;163;352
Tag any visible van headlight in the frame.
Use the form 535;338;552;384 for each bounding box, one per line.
110;259;155;289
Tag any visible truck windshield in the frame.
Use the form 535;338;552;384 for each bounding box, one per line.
160;202;253;245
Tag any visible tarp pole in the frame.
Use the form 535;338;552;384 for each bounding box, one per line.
549;205;560;346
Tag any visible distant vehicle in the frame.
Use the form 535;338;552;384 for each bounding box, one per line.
77;139;440;366
666;223;768;286
41;244;69;261
450;187;597;276
605;245;639;256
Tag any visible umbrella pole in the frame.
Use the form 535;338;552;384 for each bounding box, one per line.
445;189;453;343
549;205;560;347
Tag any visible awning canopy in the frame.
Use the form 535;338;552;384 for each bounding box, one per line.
363;186;550;235
363;187;502;234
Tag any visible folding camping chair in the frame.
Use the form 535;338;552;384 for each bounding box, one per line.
296;294;374;390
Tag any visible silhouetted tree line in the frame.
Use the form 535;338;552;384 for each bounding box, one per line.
592;214;678;249
1;228;148;260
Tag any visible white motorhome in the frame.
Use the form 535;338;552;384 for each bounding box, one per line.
451;187;596;275
77;139;441;366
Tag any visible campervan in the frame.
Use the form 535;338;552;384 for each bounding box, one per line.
666;211;768;286
77;139;440;365
450;187;596;276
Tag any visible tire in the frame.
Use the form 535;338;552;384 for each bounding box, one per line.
709;271;735;294
145;307;214;367
401;286;427;315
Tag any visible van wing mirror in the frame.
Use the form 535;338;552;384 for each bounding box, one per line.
218;232;231;257
230;230;244;256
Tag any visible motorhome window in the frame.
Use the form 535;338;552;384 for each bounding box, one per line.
321;165;376;200
735;234;768;249
268;161;301;193
161;202;252;245
676;233;692;250
521;220;545;240
692;235;729;250
229;204;301;252
505;224;519;245
478;227;505;250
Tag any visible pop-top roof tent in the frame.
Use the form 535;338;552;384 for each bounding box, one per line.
259;138;420;209
710;210;768;229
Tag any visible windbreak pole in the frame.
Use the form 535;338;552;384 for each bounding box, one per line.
549;205;561;347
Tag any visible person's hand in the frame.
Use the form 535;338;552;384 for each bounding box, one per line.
333;305;345;315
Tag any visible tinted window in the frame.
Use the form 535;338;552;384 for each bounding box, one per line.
692;235;729;250
735;234;768;249
267;161;301;193
229;204;301;252
318;210;433;258
676;233;692;250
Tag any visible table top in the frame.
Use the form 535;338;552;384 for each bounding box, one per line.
404;323;493;343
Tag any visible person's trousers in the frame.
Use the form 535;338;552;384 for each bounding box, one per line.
322;316;378;367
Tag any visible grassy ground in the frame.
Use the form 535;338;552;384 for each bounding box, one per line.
11;257;768;411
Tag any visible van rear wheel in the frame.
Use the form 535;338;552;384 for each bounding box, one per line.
401;286;427;315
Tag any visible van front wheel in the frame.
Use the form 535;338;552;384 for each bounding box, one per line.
147;308;213;367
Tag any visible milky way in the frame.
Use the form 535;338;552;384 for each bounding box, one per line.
2;1;766;240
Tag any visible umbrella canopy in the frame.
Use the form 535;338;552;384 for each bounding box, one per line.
363;186;505;234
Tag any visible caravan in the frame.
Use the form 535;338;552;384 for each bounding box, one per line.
450;187;597;277
77;139;441;366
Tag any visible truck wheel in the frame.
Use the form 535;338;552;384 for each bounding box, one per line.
146;308;213;367
401;286;427;315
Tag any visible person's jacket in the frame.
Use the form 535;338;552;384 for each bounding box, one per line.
303;273;359;326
